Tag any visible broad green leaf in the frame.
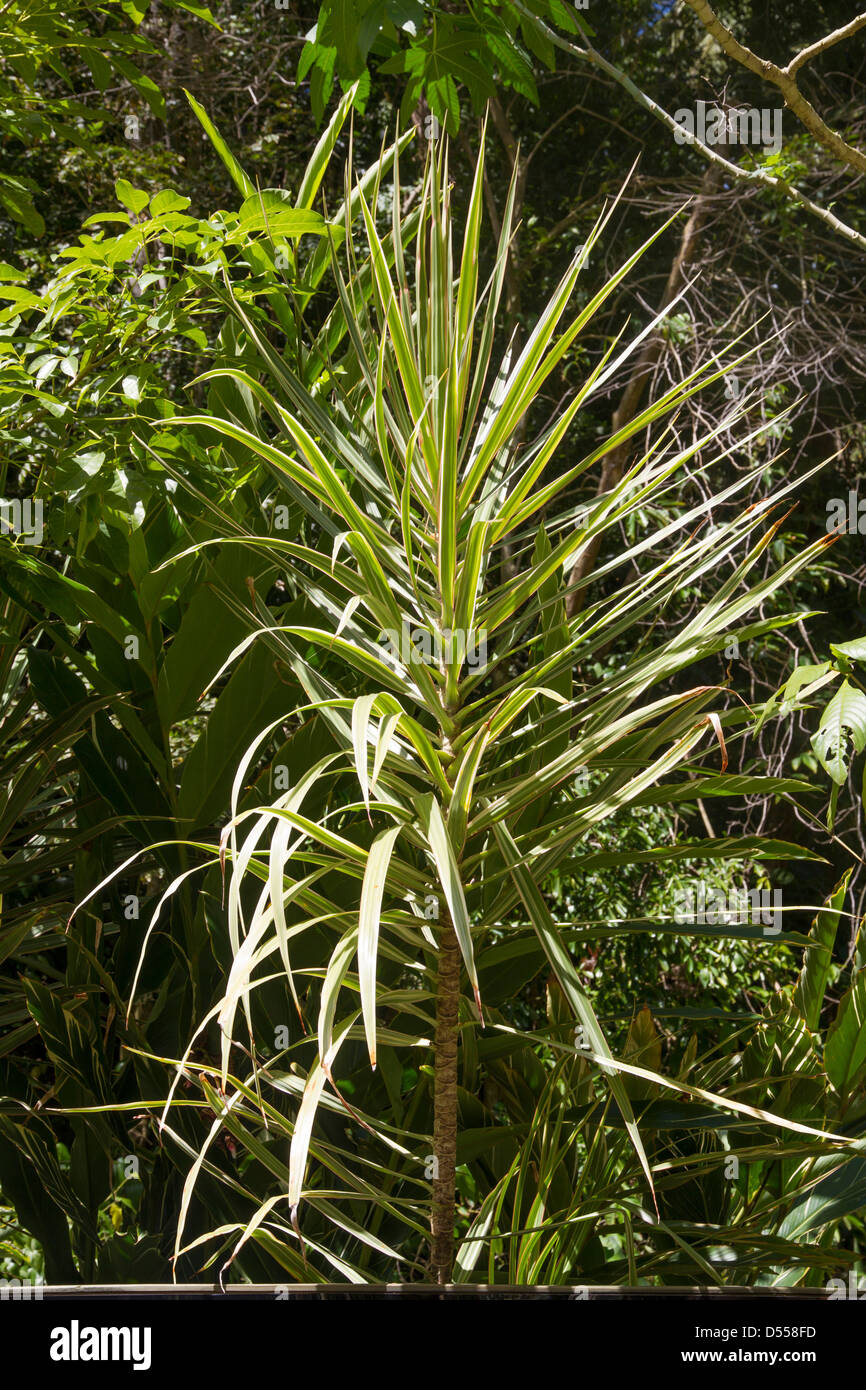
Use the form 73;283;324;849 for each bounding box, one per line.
794;872;849;1031
830;637;866;663
114;178;149;215
825;970;866;1103
779;1154;866;1241
236;192;327;238
811;680;866;785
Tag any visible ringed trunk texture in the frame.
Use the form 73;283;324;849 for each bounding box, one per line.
431;921;461;1283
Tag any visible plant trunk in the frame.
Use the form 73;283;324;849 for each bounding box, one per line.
431;921;461;1283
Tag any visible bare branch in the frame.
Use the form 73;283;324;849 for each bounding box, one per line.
684;0;866;176
512;1;866;254
786;12;866;77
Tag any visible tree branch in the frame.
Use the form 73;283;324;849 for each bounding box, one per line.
512;0;866;254
786;12;866;77
684;0;866;177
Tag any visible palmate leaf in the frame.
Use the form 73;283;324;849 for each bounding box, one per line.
141;130;839;1282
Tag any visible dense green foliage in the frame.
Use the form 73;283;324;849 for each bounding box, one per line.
1;0;866;1288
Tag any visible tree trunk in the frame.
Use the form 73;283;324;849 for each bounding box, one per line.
431;922;460;1283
